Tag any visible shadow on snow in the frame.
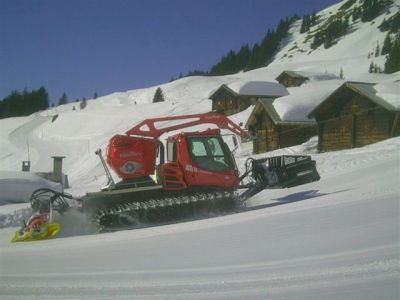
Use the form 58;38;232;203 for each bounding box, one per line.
242;189;350;212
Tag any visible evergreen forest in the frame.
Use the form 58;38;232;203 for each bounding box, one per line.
0;87;50;119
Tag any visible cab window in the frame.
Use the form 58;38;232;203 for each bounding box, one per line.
188;136;234;171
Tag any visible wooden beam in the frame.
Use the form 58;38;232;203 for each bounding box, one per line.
390;112;399;137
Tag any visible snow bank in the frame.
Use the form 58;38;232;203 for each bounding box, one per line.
0;171;62;205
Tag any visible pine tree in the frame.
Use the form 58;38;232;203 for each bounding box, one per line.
369;61;374;73
379;12;400;32
300;14;310;33
58;92;68;106
352;6;362;21
80;97;87;109
35;86;50;111
0;87;49;119
381;33;392;55
340;67;344;78
209;15;298;75
152;87;165;103
375;43;380;57
310;12;318;27
361;0;386;23
391;12;400;32
384;39;400;73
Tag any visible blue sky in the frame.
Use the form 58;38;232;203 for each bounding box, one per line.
1;0;340;104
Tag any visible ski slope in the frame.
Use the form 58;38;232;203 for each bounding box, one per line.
1;0;400;298
0;137;399;299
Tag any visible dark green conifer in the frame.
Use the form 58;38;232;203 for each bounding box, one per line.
58;92;68;106
152;87;165;103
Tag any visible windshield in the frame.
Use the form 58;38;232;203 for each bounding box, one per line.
188;136;235;172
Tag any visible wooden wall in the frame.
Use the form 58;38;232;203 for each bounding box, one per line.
278;124;317;149
316;91;399;152
251;112;273;153
251;110;317;154
277;73;307;88
211;88;253;115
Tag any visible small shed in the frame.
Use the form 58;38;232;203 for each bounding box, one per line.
308;81;400;152
246;99;317;154
276;70;338;87
209;81;288;116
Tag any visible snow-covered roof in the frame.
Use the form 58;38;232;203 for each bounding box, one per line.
246;80;344;127
0;171;62;205
309;80;400;117
374;82;400;110
274;80;344;122
209;81;288;99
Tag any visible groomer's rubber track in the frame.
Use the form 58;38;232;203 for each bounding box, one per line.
94;191;237;229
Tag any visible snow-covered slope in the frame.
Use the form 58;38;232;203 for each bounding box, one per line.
271;0;400;79
0;0;400;299
0;137;399;299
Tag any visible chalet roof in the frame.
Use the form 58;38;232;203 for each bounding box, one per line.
209;81;288;99
246;80;344;128
276;70;338;82
245;98;314;129
308;81;400;118
364;81;399;110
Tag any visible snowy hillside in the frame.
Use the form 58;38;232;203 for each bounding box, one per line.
1;0;400;299
270;0;400;79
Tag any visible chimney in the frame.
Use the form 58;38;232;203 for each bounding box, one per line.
22;161;31;172
52;156;65;184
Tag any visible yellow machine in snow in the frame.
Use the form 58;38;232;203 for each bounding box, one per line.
11;189;70;242
11;218;60;242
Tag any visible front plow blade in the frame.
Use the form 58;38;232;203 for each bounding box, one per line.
251;155;320;188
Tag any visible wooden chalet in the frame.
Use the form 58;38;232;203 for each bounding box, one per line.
246;98;317;154
209;81;288;116
276;71;309;87
276;70;338;88
308;81;400;152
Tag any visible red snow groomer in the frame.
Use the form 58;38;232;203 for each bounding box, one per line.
72;112;320;228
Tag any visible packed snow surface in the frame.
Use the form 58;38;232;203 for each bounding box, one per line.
0;137;399;299
1;0;400;298
1;77;399;298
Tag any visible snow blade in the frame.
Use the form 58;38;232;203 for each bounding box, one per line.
252;155;320;188
237;155;320;201
11;223;61;242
